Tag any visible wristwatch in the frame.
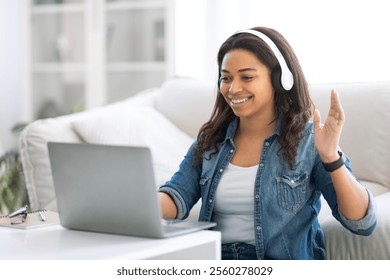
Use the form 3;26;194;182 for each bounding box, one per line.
322;151;345;172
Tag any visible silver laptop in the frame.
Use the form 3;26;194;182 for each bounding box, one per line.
47;142;216;238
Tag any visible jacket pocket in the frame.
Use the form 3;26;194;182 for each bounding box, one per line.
275;172;308;213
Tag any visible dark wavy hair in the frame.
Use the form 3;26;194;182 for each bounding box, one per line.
195;26;313;169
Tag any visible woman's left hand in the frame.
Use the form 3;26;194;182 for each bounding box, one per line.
313;89;345;163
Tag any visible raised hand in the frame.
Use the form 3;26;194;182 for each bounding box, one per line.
313;89;345;163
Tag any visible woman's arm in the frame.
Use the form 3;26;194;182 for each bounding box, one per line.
159;192;178;219
325;158;369;220
314;90;369;220
158;141;203;220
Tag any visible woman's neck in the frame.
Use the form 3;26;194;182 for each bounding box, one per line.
237;114;276;139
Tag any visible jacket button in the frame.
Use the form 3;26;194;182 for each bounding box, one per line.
219;169;223;172
259;163;264;167
209;199;213;204
257;226;261;231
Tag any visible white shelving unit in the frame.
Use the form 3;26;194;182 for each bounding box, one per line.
22;0;174;121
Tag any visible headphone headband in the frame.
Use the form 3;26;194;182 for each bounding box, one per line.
235;30;294;91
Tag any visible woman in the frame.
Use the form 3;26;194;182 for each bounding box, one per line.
158;26;376;260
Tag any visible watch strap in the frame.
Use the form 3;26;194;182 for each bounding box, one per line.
322;151;345;172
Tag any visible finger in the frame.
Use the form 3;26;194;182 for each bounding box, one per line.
330;89;345;122
330;90;338;109
313;109;322;131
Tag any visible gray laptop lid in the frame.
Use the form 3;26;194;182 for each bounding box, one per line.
48;142;215;238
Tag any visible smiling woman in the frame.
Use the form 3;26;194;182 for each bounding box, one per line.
219;49;275;121
159;26;377;260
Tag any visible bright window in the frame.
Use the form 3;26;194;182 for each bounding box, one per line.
174;0;390;83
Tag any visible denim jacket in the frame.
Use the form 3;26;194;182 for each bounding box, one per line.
159;118;377;259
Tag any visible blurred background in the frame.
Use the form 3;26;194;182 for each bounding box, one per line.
1;0;390;153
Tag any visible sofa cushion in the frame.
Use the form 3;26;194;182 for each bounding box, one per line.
155;78;216;138
323;192;390;259
19;118;82;211
19;88;160;211
360;181;389;197
72;106;194;187
310;82;390;189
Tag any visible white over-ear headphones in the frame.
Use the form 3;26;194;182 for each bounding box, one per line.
235;30;294;91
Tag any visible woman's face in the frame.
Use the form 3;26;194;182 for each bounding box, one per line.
219;48;275;121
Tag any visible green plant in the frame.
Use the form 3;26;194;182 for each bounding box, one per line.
0;148;29;214
0;122;29;215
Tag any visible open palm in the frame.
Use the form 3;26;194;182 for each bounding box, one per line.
314;90;345;162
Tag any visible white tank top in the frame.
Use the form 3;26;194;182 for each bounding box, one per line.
212;162;258;245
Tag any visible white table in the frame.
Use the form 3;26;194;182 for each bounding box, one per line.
0;225;221;260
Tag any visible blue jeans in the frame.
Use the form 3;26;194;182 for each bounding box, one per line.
222;242;257;260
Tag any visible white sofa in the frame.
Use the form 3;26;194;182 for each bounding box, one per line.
19;77;390;260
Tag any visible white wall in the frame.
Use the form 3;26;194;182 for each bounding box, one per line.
0;0;22;151
174;0;390;83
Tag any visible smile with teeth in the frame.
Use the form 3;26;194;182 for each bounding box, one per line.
229;96;252;105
